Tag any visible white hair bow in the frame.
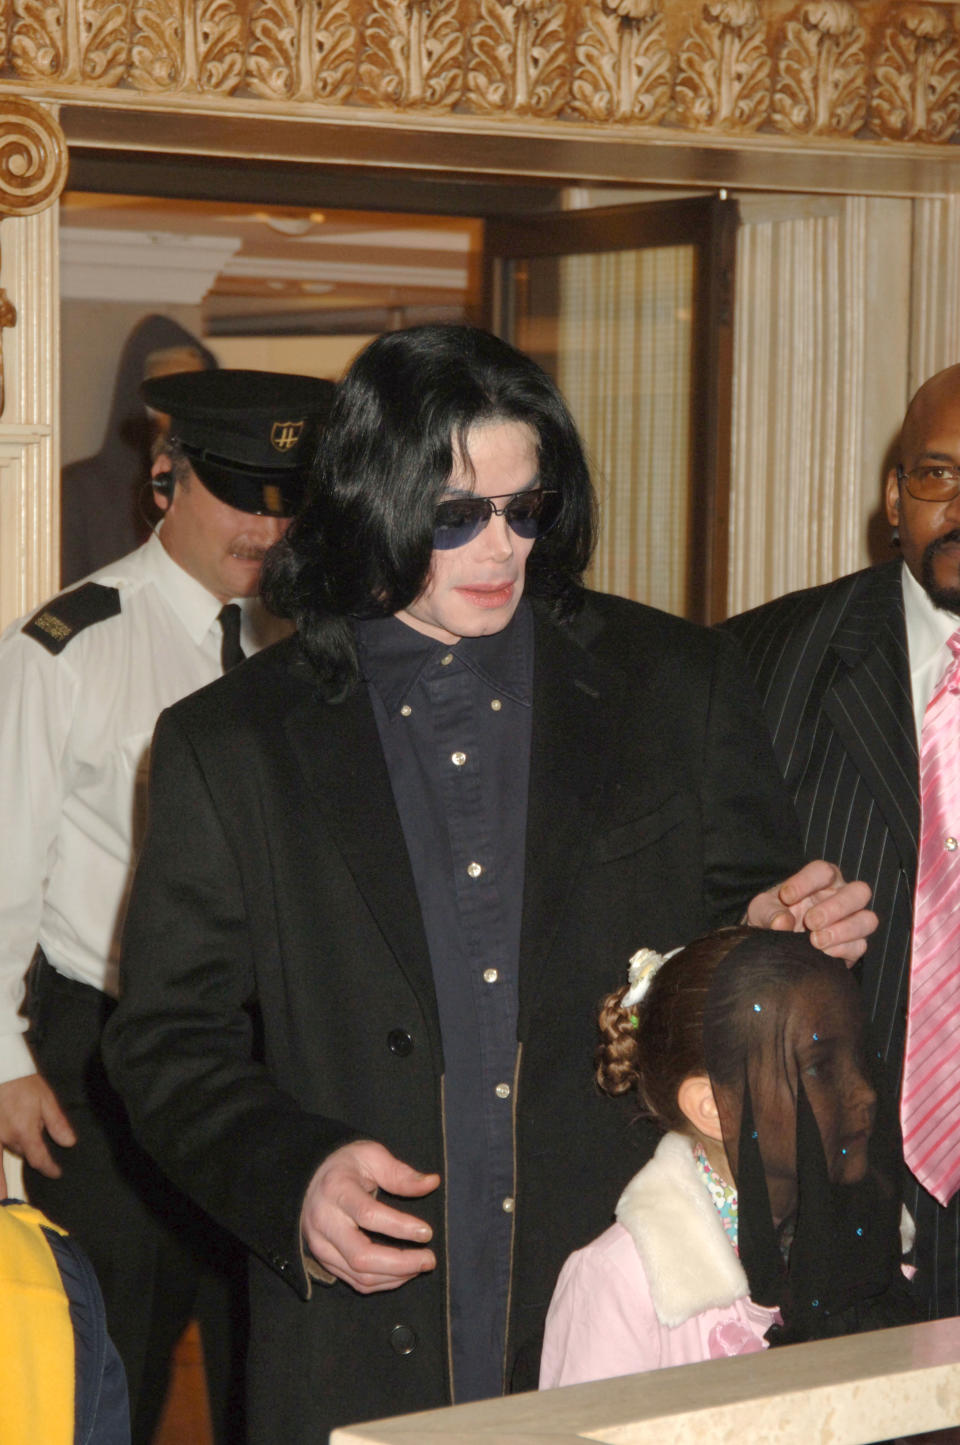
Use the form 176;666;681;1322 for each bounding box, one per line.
622;945;682;1011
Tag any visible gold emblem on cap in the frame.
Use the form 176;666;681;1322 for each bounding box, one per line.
270;419;304;452
262;484;283;514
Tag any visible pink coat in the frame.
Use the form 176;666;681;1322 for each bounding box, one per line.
539;1132;779;1388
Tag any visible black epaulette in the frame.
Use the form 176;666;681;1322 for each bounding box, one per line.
22;582;121;655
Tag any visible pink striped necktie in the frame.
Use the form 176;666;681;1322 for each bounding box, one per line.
902;629;960;1206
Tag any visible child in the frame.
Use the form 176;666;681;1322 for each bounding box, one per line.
539;926;914;1388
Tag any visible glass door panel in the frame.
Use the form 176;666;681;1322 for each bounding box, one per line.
485;197;736;623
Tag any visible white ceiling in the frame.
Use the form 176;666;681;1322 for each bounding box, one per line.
60;192;482;333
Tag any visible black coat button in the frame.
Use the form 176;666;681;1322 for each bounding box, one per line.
390;1324;418;1355
388;1029;413;1057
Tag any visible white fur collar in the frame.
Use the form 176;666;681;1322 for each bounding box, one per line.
615;1131;749;1328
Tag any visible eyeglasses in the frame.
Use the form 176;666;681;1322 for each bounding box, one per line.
897;463;960;503
432;488;561;550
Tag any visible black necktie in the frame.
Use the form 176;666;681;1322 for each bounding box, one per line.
218;603;245;672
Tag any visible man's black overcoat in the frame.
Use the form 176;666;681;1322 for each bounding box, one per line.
105;591;802;1441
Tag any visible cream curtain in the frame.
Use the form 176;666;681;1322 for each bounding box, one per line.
727;194;960;619
557;245;694;616
911;196;960;398
726;196;914;616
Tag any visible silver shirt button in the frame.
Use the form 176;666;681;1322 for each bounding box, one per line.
467;861;483;878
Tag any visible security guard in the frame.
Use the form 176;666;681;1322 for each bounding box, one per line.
0;368;334;1445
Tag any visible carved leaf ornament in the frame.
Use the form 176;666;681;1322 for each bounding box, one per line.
773;2;867;137
361;0;464;110
0;0;958;145
676;0;771;131
570;0;671;124
871;3;960;143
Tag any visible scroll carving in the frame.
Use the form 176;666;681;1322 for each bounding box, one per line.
467;0;569;117
0;95;65;415
131;0;243;93
569;0;671;125
870;3;960;143
0;96;67;213
675;0;770;131
359;0;464;110
772;1;866;137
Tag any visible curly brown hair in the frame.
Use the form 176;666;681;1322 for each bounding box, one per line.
595;926;755;1131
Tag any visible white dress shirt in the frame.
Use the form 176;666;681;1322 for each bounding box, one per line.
0;532;288;1084
902;562;960;738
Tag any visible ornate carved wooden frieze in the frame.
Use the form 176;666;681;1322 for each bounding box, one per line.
2;0;960;149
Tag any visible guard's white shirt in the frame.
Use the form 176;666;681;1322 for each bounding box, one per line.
0;533;289;1084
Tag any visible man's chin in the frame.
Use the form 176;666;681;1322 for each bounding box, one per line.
921;553;960;614
919;572;960;612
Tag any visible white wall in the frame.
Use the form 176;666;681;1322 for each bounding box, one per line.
60;302;373;472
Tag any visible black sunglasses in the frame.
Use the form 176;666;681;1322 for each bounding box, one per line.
432;488;561;550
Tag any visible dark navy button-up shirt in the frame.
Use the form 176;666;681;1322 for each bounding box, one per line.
357;602;533;1403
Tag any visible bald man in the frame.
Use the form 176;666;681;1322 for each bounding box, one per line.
722;364;960;1321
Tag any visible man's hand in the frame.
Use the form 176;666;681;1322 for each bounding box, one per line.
300;1139;440;1294
746;859;876;963
0;1074;76;1195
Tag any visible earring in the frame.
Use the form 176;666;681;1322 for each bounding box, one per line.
891;526;900;547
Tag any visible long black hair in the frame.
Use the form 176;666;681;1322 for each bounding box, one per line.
262;324;598;696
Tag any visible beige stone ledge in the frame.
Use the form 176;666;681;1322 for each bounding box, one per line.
331;1318;960;1445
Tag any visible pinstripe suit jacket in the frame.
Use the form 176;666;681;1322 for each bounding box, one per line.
724;559;960;1318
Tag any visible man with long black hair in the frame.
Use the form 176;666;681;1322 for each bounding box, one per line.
105;325;874;1441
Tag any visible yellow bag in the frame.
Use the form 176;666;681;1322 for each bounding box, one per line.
0;1201;74;1445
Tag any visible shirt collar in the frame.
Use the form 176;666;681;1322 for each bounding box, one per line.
357;599;534;719
902;560;960;679
140;530;230;645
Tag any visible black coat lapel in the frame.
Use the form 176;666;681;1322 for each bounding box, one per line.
822;564;919;880
282;680;440;1048
517;609;633;1033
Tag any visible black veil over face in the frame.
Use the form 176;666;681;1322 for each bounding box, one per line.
703;931;915;1344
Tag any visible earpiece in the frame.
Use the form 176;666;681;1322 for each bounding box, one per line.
151;470;174;500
